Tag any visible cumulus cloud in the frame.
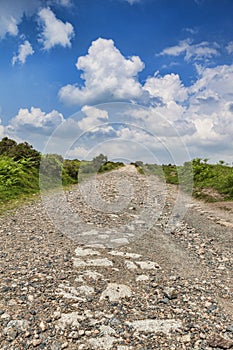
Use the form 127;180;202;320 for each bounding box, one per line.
8;107;64;133
123;104;196;138
12;40;34;65
3;107;65;151
2;33;219;163
179;63;233;159
213;102;233;136
158;39;219;62
189;64;233;100
38;7;74;50
143;72;188;103
78;105;109;131
66;146;88;159
59;38;145;105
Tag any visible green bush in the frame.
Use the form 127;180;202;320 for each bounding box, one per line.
0;156;39;202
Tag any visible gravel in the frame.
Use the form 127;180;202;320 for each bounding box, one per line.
0;165;232;349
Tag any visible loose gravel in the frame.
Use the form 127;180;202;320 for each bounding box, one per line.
0;165;232;349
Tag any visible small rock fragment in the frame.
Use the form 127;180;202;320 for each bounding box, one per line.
208;335;233;349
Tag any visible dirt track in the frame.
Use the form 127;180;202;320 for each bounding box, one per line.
0;165;232;349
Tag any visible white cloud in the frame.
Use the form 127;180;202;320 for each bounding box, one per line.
12;40;34;65
123;104;195;138
38;7;74;50
180;64;233;160
125;0;141;4
0;0;73;42
158;39;219;62
66;146;88;159
78;105;109;131
57;37;233;162
3;107;65;151
8;107;64;133
52;0;72;6
189;64;233;99
0;0;39;39
213;102;233;136
0;34;221;163
226;41;233;54
0;119;4;138
183;27;198;35
143;72;188;103
59;38;145;105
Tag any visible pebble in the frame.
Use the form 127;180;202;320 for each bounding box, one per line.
0;165;232;349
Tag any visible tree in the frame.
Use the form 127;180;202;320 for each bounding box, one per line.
0;137;17;154
92;154;108;169
0;137;41;166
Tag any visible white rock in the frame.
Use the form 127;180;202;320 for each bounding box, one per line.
75;246;100;257
72;258;87;267
27;295;34;302
39;321;47;332
110;238;129;244
86;243;106;249
57;312;81;330
73;258;113;267
125;319;182;334
125;261;138;270
99;234;110;239
88;336;117;349
58;290;86;301
136;275;149;282
57;284;86;301
134;220;146;224
76;285;95;295
109;251;141;259
80;230;99;236
99;325;116;335
182;334;191;343
135;261;160;270
6;319;29;332
100;283;132;302
84;270;103;280
75;275;85;283
1;313;10;320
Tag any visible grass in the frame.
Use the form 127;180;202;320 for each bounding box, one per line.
0;144;125;214
134;159;233;202
1;136;233;214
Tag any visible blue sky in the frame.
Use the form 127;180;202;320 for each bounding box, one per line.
0;0;233;163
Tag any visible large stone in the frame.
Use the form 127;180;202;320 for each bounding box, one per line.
57;312;81;330
135;261;160;270
88;336;117;349
73;258;113;267
75;246;100;256
100;283;132;302
125;319;182;334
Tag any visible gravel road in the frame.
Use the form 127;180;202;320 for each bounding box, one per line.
0;165;232;349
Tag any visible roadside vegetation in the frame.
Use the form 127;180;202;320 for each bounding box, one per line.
1;136;233;210
134;158;233;201
0;137;124;210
